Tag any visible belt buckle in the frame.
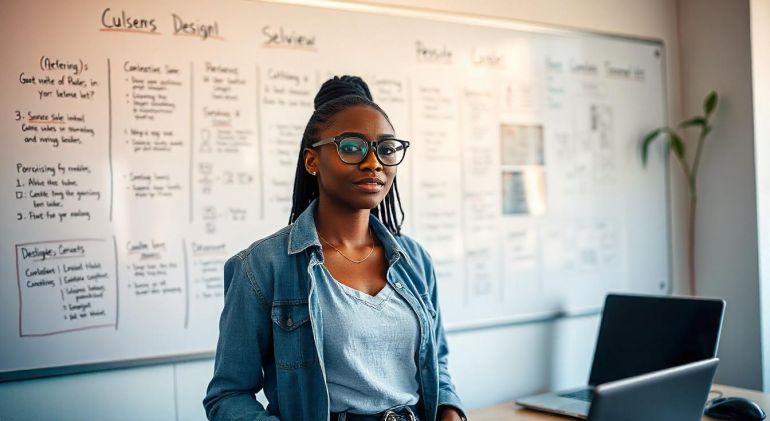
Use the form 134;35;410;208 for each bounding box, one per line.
381;406;415;421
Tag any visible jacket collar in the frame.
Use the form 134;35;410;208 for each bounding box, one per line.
287;198;412;267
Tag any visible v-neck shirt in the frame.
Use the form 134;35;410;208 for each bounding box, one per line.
316;264;421;414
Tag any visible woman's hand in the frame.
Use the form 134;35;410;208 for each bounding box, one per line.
439;406;465;421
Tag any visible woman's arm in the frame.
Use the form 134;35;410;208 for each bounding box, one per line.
428;263;468;421
203;256;280;421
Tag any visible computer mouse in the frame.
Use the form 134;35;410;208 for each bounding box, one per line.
705;397;766;420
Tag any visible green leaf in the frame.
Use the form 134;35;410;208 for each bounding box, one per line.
678;117;706;129
704;91;718;115
641;128;662;166
669;132;686;161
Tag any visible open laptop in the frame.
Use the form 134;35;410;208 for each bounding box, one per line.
515;293;725;418
588;358;719;421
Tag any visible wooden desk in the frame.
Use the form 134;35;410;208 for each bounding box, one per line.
468;384;770;420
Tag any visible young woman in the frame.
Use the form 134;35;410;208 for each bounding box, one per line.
204;76;467;421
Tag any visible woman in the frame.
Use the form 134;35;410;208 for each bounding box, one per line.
204;76;467;421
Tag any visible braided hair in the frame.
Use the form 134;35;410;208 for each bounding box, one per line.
288;75;406;236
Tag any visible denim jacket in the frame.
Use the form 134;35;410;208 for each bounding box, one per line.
203;198;466;421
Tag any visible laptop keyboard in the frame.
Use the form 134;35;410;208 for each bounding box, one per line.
558;388;595;402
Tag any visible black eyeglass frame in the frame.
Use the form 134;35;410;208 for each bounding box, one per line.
311;135;411;166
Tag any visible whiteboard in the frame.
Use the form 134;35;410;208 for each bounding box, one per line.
0;0;670;380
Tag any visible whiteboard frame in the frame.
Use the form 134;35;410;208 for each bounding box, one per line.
1;0;671;382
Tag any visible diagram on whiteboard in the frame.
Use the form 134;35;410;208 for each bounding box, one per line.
500;124;547;216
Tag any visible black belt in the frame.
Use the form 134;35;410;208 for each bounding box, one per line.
330;404;419;421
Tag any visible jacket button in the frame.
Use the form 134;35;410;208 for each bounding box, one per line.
286;316;293;327
395;282;403;289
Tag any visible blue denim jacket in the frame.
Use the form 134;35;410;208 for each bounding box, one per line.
203;198;466;421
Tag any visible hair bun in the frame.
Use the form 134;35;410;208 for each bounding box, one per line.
314;75;373;110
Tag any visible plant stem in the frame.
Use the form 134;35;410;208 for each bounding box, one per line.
675;149;696;295
691;123;709;186
688;191;697;296
676;154;693;189
687;123;709;296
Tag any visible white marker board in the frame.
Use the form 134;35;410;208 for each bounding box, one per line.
0;0;670;380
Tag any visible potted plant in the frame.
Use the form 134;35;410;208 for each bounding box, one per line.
641;91;719;296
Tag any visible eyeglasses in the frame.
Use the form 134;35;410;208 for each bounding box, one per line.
311;135;410;166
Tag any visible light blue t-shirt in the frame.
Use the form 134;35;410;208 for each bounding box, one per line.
317;265;421;414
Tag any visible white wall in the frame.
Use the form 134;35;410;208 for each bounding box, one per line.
676;0;762;390
0;0;692;419
751;0;770;392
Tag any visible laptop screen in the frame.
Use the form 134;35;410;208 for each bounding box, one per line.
587;294;725;386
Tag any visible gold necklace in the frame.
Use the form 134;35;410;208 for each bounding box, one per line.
317;227;374;264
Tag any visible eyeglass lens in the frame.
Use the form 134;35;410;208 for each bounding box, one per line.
338;138;406;165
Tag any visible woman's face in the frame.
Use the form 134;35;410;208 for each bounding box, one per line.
304;105;398;211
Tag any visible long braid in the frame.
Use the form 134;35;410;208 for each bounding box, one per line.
393;177;406;231
388;182;399;235
379;190;391;234
288;152;318;224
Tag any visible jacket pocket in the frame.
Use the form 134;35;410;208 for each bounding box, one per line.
271;302;316;370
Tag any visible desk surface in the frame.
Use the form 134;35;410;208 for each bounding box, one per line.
468;384;770;420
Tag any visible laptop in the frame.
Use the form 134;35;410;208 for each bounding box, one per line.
515;293;725;418
588;358;719;421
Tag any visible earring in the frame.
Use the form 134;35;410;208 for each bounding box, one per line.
311;171;316;176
